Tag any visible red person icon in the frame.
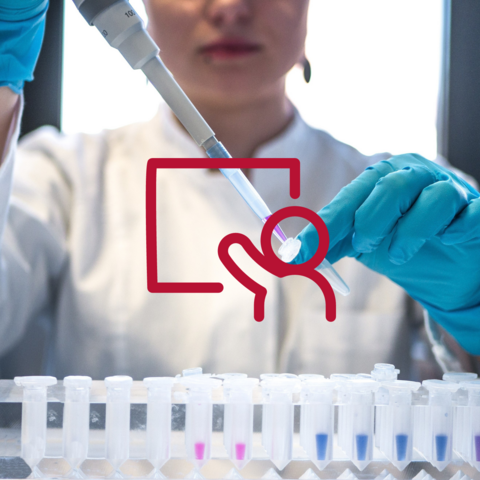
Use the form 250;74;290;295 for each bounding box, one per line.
218;206;336;322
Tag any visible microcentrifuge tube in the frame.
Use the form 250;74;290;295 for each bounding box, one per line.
376;380;420;471
298;375;324;450
300;378;335;470
222;375;258;470
104;376;133;477
261;375;300;470
443;371;478;462
370;364;399;449
460;382;480;471
143;377;176;477
330;374;355;454
420;380;460;471
178;374;222;470
63;376;92;478
340;379;379;471
14;376;57;478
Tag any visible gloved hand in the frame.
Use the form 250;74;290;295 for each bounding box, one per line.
292;154;480;355
0;0;49;93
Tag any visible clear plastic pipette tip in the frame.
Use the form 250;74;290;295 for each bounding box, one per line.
278;237;350;296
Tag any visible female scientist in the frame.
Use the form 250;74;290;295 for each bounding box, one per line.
0;0;478;379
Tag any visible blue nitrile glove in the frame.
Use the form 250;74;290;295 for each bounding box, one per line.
291;154;480;355
0;0;49;93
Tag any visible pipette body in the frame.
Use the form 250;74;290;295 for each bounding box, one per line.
72;0;350;297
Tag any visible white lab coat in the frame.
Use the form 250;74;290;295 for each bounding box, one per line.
0;102;409;380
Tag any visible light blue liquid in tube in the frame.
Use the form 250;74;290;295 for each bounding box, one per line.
206;142;350;296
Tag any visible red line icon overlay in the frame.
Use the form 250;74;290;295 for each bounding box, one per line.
145;158;301;294
218;206;336;322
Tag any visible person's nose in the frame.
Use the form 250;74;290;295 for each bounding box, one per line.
205;0;253;27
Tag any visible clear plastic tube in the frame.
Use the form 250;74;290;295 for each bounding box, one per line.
300;378;335;470
178;374;222;470
370;364;400;449
143;377;176;476
221;375;258;470
63;376;92;477
208;150;350;297
421;380;460;471
14;376;57;478
260;375;300;471
453;381;480;470
341;379;379;471
376;380;420;471
298;375;324;450
104;376;133;476
443;372;478;462
330;374;356;453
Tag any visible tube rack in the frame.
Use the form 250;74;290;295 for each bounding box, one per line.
0;365;479;479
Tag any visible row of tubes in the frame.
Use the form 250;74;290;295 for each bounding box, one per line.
13;365;480;477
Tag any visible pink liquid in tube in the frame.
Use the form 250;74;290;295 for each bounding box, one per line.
235;443;246;460
195;442;205;460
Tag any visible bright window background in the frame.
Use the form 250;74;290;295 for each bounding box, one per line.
63;0;443;159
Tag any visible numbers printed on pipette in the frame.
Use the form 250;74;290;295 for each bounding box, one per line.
125;10;136;18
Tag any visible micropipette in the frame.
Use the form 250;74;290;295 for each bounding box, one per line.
63;376;92;478
72;0;350;297
221;374;258;470
14;376;58;478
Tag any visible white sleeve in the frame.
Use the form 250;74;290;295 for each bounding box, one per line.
0;101;70;356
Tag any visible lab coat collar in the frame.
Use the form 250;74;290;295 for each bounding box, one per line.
156;102;308;160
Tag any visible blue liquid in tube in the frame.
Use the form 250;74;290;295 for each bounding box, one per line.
395;434;408;462
315;433;328;461
356;434;368;461
435;434;448;462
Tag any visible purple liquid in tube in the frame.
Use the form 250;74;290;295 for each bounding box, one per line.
235;443;246;460
195;442;205;460
475;435;480;462
263;215;287;243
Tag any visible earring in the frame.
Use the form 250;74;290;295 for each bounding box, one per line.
302;57;312;84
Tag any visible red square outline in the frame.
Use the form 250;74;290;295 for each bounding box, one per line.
146;158;301;293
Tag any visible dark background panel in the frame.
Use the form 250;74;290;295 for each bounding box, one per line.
21;0;64;137
443;0;480;182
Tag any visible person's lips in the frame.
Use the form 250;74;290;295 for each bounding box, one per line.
199;38;262;60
